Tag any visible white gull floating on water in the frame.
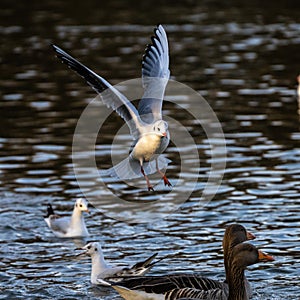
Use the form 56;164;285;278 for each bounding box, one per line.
77;241;161;285
44;198;90;238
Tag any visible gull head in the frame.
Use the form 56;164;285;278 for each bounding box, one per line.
75;198;89;213
152;120;168;137
81;241;102;257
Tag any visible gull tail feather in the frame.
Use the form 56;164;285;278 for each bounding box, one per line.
44;203;55;218
131;252;158;270
99;155;171;181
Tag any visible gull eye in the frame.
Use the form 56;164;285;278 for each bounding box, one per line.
79;204;83;207
87;245;91;250
95;248;98;251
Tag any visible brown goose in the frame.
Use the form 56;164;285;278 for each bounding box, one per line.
99;224;258;298
163;243;274;299
222;224;255;298
223;224;255;275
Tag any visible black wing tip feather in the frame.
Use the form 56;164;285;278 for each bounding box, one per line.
51;44;72;66
142;24;167;67
144;252;159;266
155;24;163;32
148;252;158;259
142;30;160;65
51;43;58;51
51;44;138;126
154;24;166;39
51;44;108;93
51;44;74;64
44;203;55;218
51;44;61;60
132;252;159;269
51;44;66;58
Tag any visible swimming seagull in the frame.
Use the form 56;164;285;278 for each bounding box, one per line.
52;24;171;191
77;241;160;285
44;198;90;238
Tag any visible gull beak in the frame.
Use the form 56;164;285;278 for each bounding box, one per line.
83;206;90;214
246;231;256;240
74;247;87;257
258;250;275;262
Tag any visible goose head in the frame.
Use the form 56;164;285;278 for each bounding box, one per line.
223;224;255;253
231;243;274;269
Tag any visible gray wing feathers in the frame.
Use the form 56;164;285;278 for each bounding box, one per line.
52;44;143;139
139;25;170;122
142;25;170;79
48;216;69;234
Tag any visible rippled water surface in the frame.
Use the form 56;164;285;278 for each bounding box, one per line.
1;1;300;299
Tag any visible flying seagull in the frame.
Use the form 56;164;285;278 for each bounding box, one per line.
52;24;171;191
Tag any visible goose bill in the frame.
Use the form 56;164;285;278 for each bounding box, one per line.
246;231;256;240
258;250;275;262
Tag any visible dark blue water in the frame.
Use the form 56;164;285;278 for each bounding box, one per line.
0;1;299;299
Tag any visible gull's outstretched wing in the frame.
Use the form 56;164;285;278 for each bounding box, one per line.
52;44;144;139
139;25;170;123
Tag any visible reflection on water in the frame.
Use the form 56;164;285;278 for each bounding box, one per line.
1;1;300;299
